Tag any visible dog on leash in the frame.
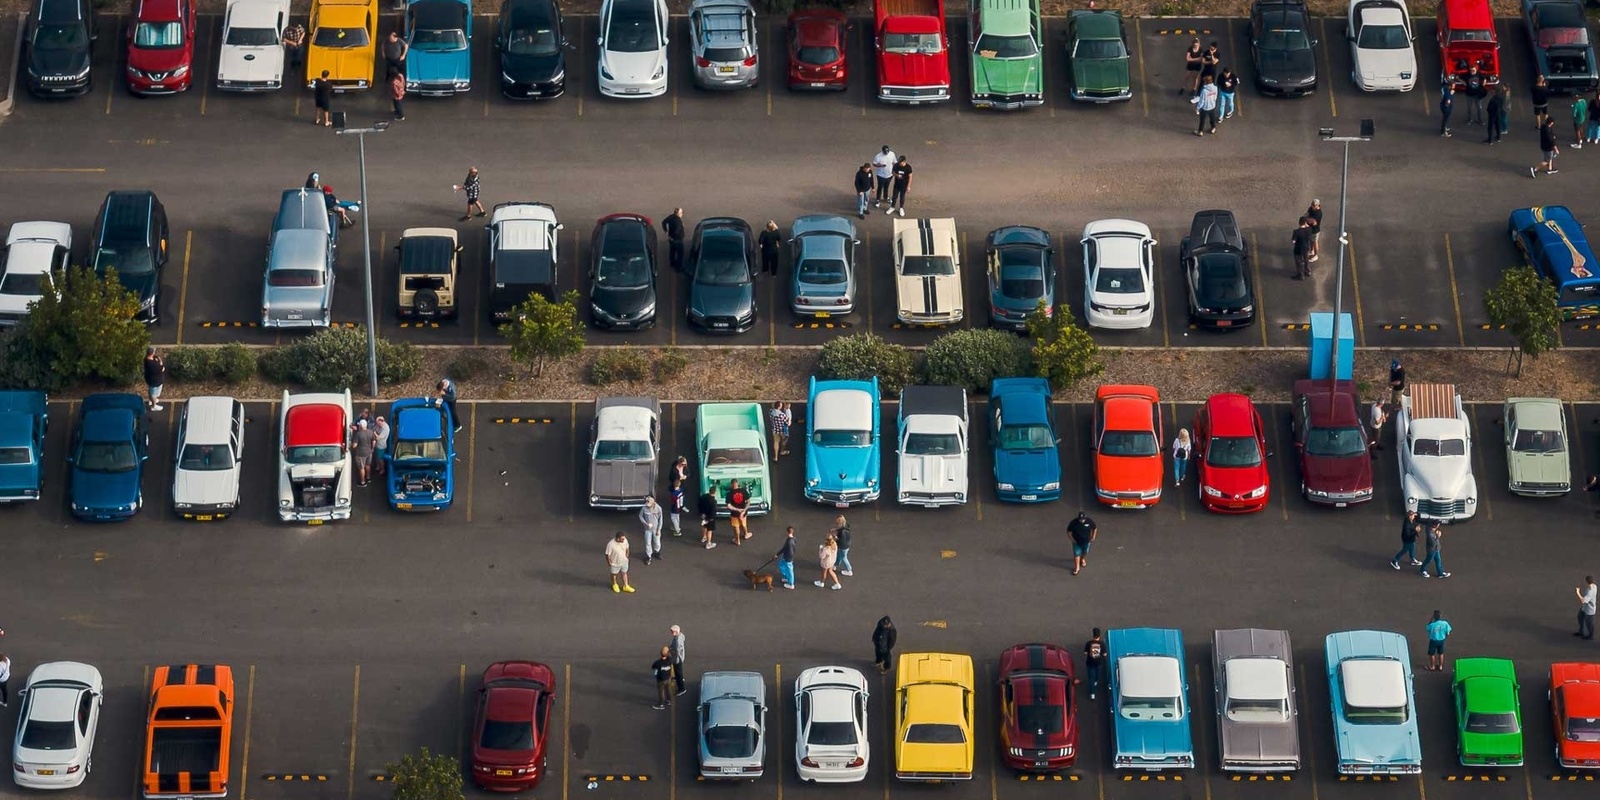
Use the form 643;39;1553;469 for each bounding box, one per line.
743;569;775;592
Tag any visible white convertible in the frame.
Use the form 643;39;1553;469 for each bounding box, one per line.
893;217;963;325
172;395;246;521
217;0;289;91
1347;0;1416;91
278;389;353;523
1396;383;1477;522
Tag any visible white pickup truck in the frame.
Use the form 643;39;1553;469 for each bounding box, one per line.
1396;383;1477;522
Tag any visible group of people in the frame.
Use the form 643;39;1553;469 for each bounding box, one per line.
310;32;412;126
854;146;915;218
1181;39;1240;137
1438;65;1509;142
1530;74;1600;177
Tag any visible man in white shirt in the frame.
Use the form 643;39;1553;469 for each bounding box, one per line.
605;532;635;594
1369;400;1388;457
1577;576;1597;640
871;145;896;208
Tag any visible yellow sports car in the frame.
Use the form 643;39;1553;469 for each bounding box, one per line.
306;0;378;89
894;652;975;781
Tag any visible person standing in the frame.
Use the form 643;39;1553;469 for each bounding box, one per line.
383;30;410;76
143;347;166;411
0;652;9;706
769;401;789;462
871;146;896;207
663;208;686;273
1067;511;1096;576
639;496;664;565
1463;64;1486;124
872;617;898;672
1419;522;1450;579
1439;81;1455;138
1534;115;1561;177
1291;216;1314;279
1171;429;1192;487
696;488;719;550
831;515;853;577
668;479;686;536
1587;90;1600;143
454;167;486;221
668;625;687;696
1200;42;1220;86
1390;511;1423;569
1573;94;1589;148
758;221;782;276
1194;75;1219;136
1388;359;1406;406
372;415;390;476
1369;399;1388;455
436;379;462;432
1577;577;1597;640
283;22;306;71
650;646;673;709
1485;86;1505;144
1425;610;1452;671
727;480;751;544
888;155;913;217
313;70;333;126
1499;85;1512;135
1082;628;1106;700
815;534;841;590
605;532;635;593
389;71;406;121
351;419;377;487
776;527;797;589
1304;199;1323;262
1217;65;1239;120
1532;73;1551;130
854;163;874;219
1181;37;1203;95
671;455;689;487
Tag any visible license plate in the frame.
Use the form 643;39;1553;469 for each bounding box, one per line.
196;514;214;521
921;502;940;509
623;88;640;94
287;313;303;319
1216;319;1232;327
1020;494;1038;501
809;82;826;88
1116;500;1140;508
717;67;735;74
711;322;728;328
307;519;324;526
1112;308;1127;315
834;502;849;509
1033;761;1049;768
494;769;513;776
1335;502;1348;508
815;312;831;318
37;770;55;776
397;503;413;510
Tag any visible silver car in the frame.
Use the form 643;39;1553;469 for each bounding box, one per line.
689;0;758;89
262;188;336;328
1212;628;1300;773
588;396;661;509
698;671;767;780
789;214;857;317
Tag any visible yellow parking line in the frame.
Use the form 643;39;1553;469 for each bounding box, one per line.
456;664;467;755
1443;234;1465;346
1193;662;1213;800
862;230;874;332
775;663;783;800
568;402;577;522
200;17;218;115
1248;232;1267;347
176;231;193;343
135;665;149;797
466;405;477;522
1320;19;1336;118
669;667;678;800
240;665;256;800
346;666;361;800
1346;238;1366;346
1472;431;1493;521
0;167;107;173
1135;17;1149;118
1265;408;1288;520
562;664;572;800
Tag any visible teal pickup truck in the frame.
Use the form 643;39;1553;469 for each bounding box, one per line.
696;402;772;516
0;390;48;503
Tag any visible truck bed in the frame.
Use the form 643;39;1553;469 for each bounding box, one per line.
877;0;943;19
150;728;222;777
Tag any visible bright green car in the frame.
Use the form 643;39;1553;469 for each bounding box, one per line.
1453;657;1524;767
968;0;1043;109
1065;9;1131;103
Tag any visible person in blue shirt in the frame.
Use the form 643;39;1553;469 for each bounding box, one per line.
1426;610;1452;672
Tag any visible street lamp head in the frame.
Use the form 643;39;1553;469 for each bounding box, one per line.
1319;127;1335;139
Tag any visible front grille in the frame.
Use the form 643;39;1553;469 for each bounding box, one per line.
815;490;869;503
1512;480;1568;493
1417;498;1467;518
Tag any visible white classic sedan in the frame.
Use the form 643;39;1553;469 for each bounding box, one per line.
217;0;290;91
12;662;104;789
794;666;870;782
1081;218;1156;329
172;395;246;521
1347;0;1416;91
0;221;71;327
598;0;670;98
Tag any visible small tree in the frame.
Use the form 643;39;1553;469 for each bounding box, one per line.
921;329;1031;391
385;747;464;800
17;265;148;389
817;332;916;393
499;291;585;377
1026;304;1103;390
1483;264;1561;376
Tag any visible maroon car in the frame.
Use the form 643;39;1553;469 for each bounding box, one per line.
1290;379;1374;507
787;9;848;90
472;661;556;791
997;643;1078;771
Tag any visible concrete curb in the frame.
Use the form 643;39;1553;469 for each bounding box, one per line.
0;12;22;118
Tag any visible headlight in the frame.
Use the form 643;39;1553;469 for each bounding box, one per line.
1203;485;1222;497
1466;497;1477;504
591;303;613;320
139;295;156;311
651;65;666;80
1247;486;1267;499
393;492;405;500
174;502;192;509
880;87;890;96
453;80;470;89
1041;482;1060;491
1400;71;1413;80
996;482;1015;491
1009;748;1023;757
807;478;818;487
899;492;910;500
1238;305;1254;314
172;65;189;78
1260;76;1279;85
71;503;85;512
736;310;755;322
866;479;877;488
590;494;600;503
688;309;706;320
637;302;656;317
502;71;517;83
336;497;351;507
73;65;91;79
280;498;291;508
600;66;613;80
548;68;565;83
1307;488;1329;498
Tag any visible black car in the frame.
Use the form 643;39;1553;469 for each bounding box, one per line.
92;190;169;324
1180;210;1256;330
498;0;567;99
1248;0;1317;95
685;217;757;334
25;0;94;97
589;213;658;330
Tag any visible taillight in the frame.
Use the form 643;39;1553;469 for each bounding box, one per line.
695;57;711;68
66;765;82;774
835;297;849;305
801;758;818;767
847;757;865;768
742;56;757;67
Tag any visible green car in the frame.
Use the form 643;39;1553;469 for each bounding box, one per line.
1065;9;1131;103
1453;657;1524;767
968;0;1043;109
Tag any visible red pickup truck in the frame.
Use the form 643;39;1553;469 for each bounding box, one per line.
874;0;951;104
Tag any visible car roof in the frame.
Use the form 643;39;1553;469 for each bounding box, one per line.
184;396;236;444
1442;0;1491;26
137;0;182;20
596;401;655;440
98;191;157;242
2;241;59;275
1226;657;1289;700
36;0;88;25
269;228;330;268
976;0;1032;36
1507;397;1565;429
1101;394;1155;431
1359;6;1405;24
1119;656;1182;696
1204;393;1257;436
812;387;875;431
82;406;136;441
395;404;445;440
1340;659;1406;707
806;684;858;723
285;402;346;447
399;230;458;273
1093;232;1145;268
901;682;967;721
27;683;83;723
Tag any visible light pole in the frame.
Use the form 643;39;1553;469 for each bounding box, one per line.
1317;119;1374;381
333;115;389;398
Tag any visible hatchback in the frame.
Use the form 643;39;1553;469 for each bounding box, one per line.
786;9;846;90
1194;393;1271;513
689;0;758;89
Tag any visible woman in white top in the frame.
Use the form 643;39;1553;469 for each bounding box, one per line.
1172;429;1192;487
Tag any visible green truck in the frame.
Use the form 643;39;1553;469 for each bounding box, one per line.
968;0;1043;109
696;402;772;516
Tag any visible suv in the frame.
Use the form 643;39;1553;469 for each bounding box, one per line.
25;0;95;97
91;190;169;324
688;0;758;89
0;222;72;326
126;0;196;95
262;188;337;328
396;227;460;319
485;202;561;321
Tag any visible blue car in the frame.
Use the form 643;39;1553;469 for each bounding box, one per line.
1108;627;1194;771
384;398;456;512
405;0;473;95
1508;205;1600;321
804;376;881;506
789;214;858;318
989;377;1061;502
68;393;148;522
0;390;48;504
985;225;1055;331
1325;630;1421;775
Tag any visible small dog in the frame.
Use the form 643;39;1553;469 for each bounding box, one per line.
743;569;775;592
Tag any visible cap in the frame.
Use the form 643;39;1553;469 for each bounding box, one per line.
1312;198;1321;205
357;419;367;428
1391;359;1401;368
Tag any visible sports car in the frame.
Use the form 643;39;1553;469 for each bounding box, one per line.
1509;205;1600;321
1325;630;1421;774
997;643;1078;771
472;661;555;791
216;0;288;91
968;0;1043;109
405;0;472;95
1092;384;1162;509
1108;628;1194;771
1213;628;1300;772
793;666;870;783
1181;210;1255;329
305;0;377;89
1550;661;1600;769
1453;657;1522;767
589;213;658;330
1194;393;1270;514
804;376;881;507
384;397;455;512
985;225;1054;330
1291;379;1373;506
990;378;1060;503
497;0;567;99
10;662;104;789
1522;0;1598;93
790;214;858;317
1249;0;1317;95
894;652;975;781
698;671;767;780
1347;0;1416;91
68;393;148;522
893;217;963;326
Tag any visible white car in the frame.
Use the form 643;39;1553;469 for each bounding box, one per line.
896;385;968;507
172;395;246;521
216;0;289;91
1347;0;1416;91
1081;218;1156;329
12;661;103;789
1396;383;1477;522
892;217;963;325
794;666;870;783
597;0;669;98
0;221;71;327
278;389;353;523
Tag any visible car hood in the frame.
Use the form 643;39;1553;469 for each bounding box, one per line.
1072;55;1128;90
1112;716;1192;760
129;46;187;73
0;293;40;315
309;46;373;81
115;270;159;302
265;285;330;313
974;55;1040;95
1204;463;1267;494
1335;720;1419;766
502;49;563;83
71;466;140;508
690;281;754;317
806;445;877;492
880;50;948;86
591;458;655;498
900;453;966;493
1404;457;1472;498
29;45;90;77
1352;47;1415;79
593;283;654;317
603;48;664;83
409;49;470;83
1508;451;1569;485
1221;719;1299;765
1256;47;1316;85
173;466;239;505
1301;452;1372;494
0;461;42;493
994;447;1060;487
898;274;961;316
219;45;285;80
1097;454;1162;495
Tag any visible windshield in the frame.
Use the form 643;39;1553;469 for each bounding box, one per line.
903;432;960;455
506;26;560;55
1259;27;1310;51
1074;38;1126;59
393;438;446;461
1094;267;1143;294
1227;697;1289;722
999;423;1053;451
19;719;74;750
975;33;1037;59
0;446;33;465
1206;435;1262;467
179;444;235;471
597;254;651;288
95;247;155;276
807;720;857;746
313;26;369;48
286;445;343;464
999;259;1045;299
705;45;750;62
1465;711;1519;734
902;255;954;276
412;28;467;50
226;26;279;46
694;238;750;286
799;258;848;285
1099;430;1158;457
1512;428;1564;453
705;725;757;758
1016;705;1064;734
1344;704;1408;724
706;447;760;466
1567;716;1600;742
1357;22;1409;50
595;439;651;459
813;429;870;447
481;718;534;750
0;272;47;296
904;723;965;743
797;44;838;65
1119;695;1181;719
269;268;326;287
883;32;942;55
133;21;184;48
1305;425;1366;457
1411;438;1466;457
606;4;660;52
33;23;87;49
77;441;137;473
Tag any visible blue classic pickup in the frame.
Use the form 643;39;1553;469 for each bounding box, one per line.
0;390;48;503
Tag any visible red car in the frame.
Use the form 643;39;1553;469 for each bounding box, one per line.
1193;393;1270;514
1551;662;1600;770
787;9;848;90
472;661;556;791
1092;384;1164;509
125;0;195;95
997;643;1078;772
1290;380;1373;507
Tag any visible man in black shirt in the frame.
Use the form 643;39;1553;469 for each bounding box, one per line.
888;156;913;217
854;163;874;219
651;646;674;709
1291;217;1315;279
1532;74;1550;130
1534;117;1560;177
697;489;719;550
1082;628;1106;700
1388;359;1406;405
663;208;686;273
1463;64;1487;124
1390;510;1423;569
1068;512;1096;575
313;71;333;127
758;221;782;276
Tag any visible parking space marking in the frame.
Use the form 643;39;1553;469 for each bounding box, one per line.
775;663;784;800
1346;237;1367;346
1443;233;1466;345
1134;18;1148;117
177;231;193;343
569;402;578;521
0;167;108;173
201;17;219;115
240;663;255;800
1192;662;1212;800
466;406;477;522
1319;19;1337;118
1296;663;1318;800
346;665;360;800
1248;232;1267;347
1549;774;1597;781
1443;775;1507;782
1154;239;1170;348
669;663;678;800
134;664;150;799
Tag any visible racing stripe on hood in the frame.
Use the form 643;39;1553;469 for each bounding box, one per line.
919;219;938;315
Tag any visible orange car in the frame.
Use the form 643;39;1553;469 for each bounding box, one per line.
1551;662;1600;770
1091;385;1163;508
143;664;235;799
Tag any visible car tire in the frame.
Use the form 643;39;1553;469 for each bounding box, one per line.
414;289;440;317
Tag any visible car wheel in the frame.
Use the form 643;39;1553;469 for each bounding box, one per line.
414;289;440;317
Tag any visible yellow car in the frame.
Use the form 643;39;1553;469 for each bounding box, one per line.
306;0;378;90
894;652;975;781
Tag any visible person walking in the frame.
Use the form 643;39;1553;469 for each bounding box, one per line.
1369;399;1388;456
1193;75;1219;136
436;379;462;431
668;625;687;696
1171;429;1192;487
1573;94;1589;148
1291;216;1314;279
372;414;390;476
283;22;306;71
727;480;752;544
1533;73;1551;130
854;163;874;219
454;167;486;221
769;401;790;461
872;616;897;673
389;71;406;121
1217;65;1239;120
143;347;166;411
1067;511;1096;576
1463;64;1486;124
1425;610;1452;671
1485;86;1505;144
1388;359;1406;406
1587;90;1600;143
1499;85;1512;135
1083;628;1106;700
887;155;913;216
696;489;719;550
1419;522;1450;579
668;479;686;536
815;534;841;590
831;515;853;576
663;208;686;273
351;419;377;487
758;221;782;276
605;532;635;593
313;70;333;126
1534;116;1560;176
0;652;9;707
1390;510;1424;569
1304;199;1323;262
651;646;673;709
1181;37;1203;95
776;527;797;589
871;146;896;207
639;496;664;565
1577;576;1598;640
1439;81;1455;138
383;30;410;77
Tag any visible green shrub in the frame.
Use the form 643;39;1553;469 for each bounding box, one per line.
375;339;421;386
256;328;419;390
817;333;916;394
215;344;258;386
163;347;217;382
589;348;651;385
446;352;493;383
256;347;295;384
0;330;64;392
922;329;1031;392
654;347;690;383
1026;307;1103;390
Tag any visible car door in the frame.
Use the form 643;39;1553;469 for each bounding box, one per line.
795;685;810;761
1081;235;1097;309
231;399;246;463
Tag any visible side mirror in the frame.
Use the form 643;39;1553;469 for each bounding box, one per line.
1266;450;1275;458
556;223;565;231
597;36;604;46
1310;38;1319;47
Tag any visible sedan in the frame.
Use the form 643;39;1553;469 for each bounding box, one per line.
472;661;555;791
1081;219;1154;329
689;0;758;89
69;393;149;522
687;217;758;333
497;0;567;99
1092;384;1163;509
1290;379;1373;506
986;225;1054;331
790;214;858;317
11;662;103;789
590;213;658;329
404;0;472;94
787;9;847;90
1453;657;1522;767
794;666;870;783
699;671;767;780
0;221;70;326
997;643;1078;771
1181;209;1256;329
1249;0;1317;95
598;0;669;98
1194;393;1270;514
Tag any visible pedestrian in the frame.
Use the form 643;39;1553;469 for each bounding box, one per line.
322;184;352;228
1577;576;1597;640
436;379;462;431
854;163;874;219
304;171;321;191
668;479;686;536
605;532;635;593
888;155;913;217
358;407;373;428
351;419;377;486
1291;216;1314;279
1193;74;1219;136
1533;73;1550;130
453;168;486;221
871;616;897;672
1586;474;1600;517
313;70;333;126
871;145;896;206
1200;41;1220;85
1499;85;1512;135
668;625;687;695
282;21;306;71
372;414;390;476
1485;86;1505;144
1369;399;1388;455
383;30;409;76
1082;628;1106;700
1463;64;1486;124
769;401;789;461
1573;94;1589;148
1304;199;1323;262
1217;66;1239;120
1182;37;1203;95
1419;521;1450;579
1390;510;1424;569
651;646;673;709
831;514;853;576
1425;610;1452;671
816;534;841;590
1534;116;1560;177
389;71;406;121
697;488;719;550
1439;81;1455;138
758;221;782;276
143;346;166;411
1171;428;1191;487
662;208;686;273
0;652;9;706
639;495;664;565
1067;511;1096;576
1587;90;1600;143
1388;359;1406;406
727;479;752;543
776;527;797;589
671;455;689;487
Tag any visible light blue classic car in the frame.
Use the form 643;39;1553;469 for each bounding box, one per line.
1325;630;1421;775
804;376;881;506
789;214;858;317
405;0;473;95
1108;627;1194;771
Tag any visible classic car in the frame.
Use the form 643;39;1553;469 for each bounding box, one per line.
1092;384;1162;509
1347;0;1417;91
787;8;847;90
486;201;562;321
1503;397;1571;496
1250;0;1318;95
216;0;288;91
1437;0;1498;91
588;396;661;509
1522;0;1598;93
1213;628;1300;772
1549;661;1600;769
790;214;858;317
0;390;48;504
405;0;472;95
873;0;951;104
597;0;670;98
384;398;455;512
804;377;882;507
24;0;95;97
1082;219;1155;329
794;666;870;782
990;378;1060;503
689;0;759;89
0;221;70;326
497;0;567;99
1181;210;1256;329
126;0;196;94
396;227;460;319
985;225;1053;330
91;189;169;323
896;385;968;507
997;643;1078;771
1325;630;1422;774
1453;657;1522;767
1194;393;1270;514
278;389;353;523
263;188;337;328
1065;9;1130;102
1509;205;1600;321
141;664;234;800
1108;628;1194;771
698;671;768;780
305;0;378;90
68;393;148;522
968;0;1043;109
1397;383;1478;522
894;652;975;781
1291;379;1374;506
893;218;963;325
472;661;555;791
11;661;104;789
687;217;758;334
172;395;245;521
589;213;658;330
696;402;771;515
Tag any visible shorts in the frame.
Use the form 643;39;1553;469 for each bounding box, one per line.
315;98;330;111
1544;149;1558;162
149;384;163;399
1073;541;1091;558
353;454;371;470
1185;62;1202;72
1427;640;1445;656
702;516;717;533
609;562;629;575
1535;103;1549;115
